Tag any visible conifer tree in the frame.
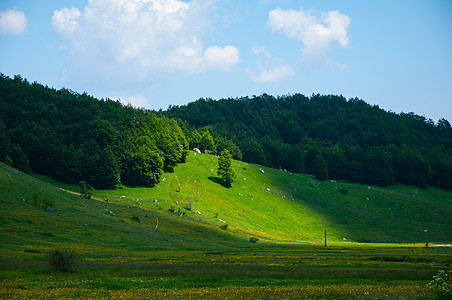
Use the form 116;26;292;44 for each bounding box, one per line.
312;155;328;181
217;149;236;187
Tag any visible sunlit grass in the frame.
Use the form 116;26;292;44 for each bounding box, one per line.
94;151;452;244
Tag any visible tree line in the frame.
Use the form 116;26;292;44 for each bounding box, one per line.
164;94;452;189
1;74;450;190
0;74;190;189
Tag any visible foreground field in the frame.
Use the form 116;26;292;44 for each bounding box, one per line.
1;244;451;299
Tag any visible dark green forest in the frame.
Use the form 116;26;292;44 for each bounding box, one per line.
0;74;451;190
164;94;452;189
0;74;191;189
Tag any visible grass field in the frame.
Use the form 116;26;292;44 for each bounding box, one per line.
93;151;452;244
1;243;451;299
1;153;451;299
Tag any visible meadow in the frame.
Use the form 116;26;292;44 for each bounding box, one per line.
1;243;450;299
1;152;451;299
94;151;452;244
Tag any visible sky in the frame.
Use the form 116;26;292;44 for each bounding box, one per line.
1;0;451;122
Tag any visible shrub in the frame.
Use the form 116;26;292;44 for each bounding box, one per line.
32;192;41;206
428;270;451;296
339;188;348;195
250;237;259;243
79;181;94;199
4;155;13;166
47;249;81;273
42;196;55;208
219;224;228;230
131;215;140;223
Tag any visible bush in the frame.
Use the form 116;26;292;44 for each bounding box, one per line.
219;224;228;230
428;270;451;296
4;155;13;166
250;237;259;243
339;188;348;195
131;215;140;223
47;249;81;273
32;192;41;206
79;181;94;199
42;196;55;208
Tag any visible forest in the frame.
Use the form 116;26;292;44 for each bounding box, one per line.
164;94;452;189
0;74;451;190
0;74;192;189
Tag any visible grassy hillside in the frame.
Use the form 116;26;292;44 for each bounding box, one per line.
1;149;451;265
0;161;248;263
95;151;452;244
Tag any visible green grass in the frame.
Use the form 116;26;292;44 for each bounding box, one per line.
95;151;452;244
1;156;452;299
1;244;451;298
0;161;249;263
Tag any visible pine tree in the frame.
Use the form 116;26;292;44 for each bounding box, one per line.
217;149;236;187
312;155;328;181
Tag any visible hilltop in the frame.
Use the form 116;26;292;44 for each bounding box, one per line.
165;94;452;189
1;74;451;193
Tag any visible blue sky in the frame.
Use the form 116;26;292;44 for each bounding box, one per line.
1;0;451;122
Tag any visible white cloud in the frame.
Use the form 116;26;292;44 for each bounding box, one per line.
52;7;81;36
246;65;294;83
252;45;271;57
203;45;240;71
52;0;240;89
113;94;150;109
247;45;293;83
267;7;351;66
0;8;27;35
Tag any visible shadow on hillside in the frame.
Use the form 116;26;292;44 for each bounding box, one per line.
208;176;231;188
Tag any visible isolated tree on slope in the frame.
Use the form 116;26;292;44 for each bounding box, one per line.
217;149;236;187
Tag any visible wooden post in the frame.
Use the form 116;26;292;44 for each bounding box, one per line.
155;217;159;230
324;229;327;247
426;229;428;248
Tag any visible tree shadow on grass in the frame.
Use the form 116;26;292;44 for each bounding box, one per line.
208;176;231;188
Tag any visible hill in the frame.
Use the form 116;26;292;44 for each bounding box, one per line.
1;74;451;192
0;74;190;189
165;94;452;189
2;148;451;263
0;161;245;263
95;151;452;244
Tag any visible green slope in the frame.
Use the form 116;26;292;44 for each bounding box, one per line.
1;150;451;264
0;162;246;262
96;151;452;244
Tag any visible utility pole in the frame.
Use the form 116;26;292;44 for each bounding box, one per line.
324;229;327;248
425;229;428;248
